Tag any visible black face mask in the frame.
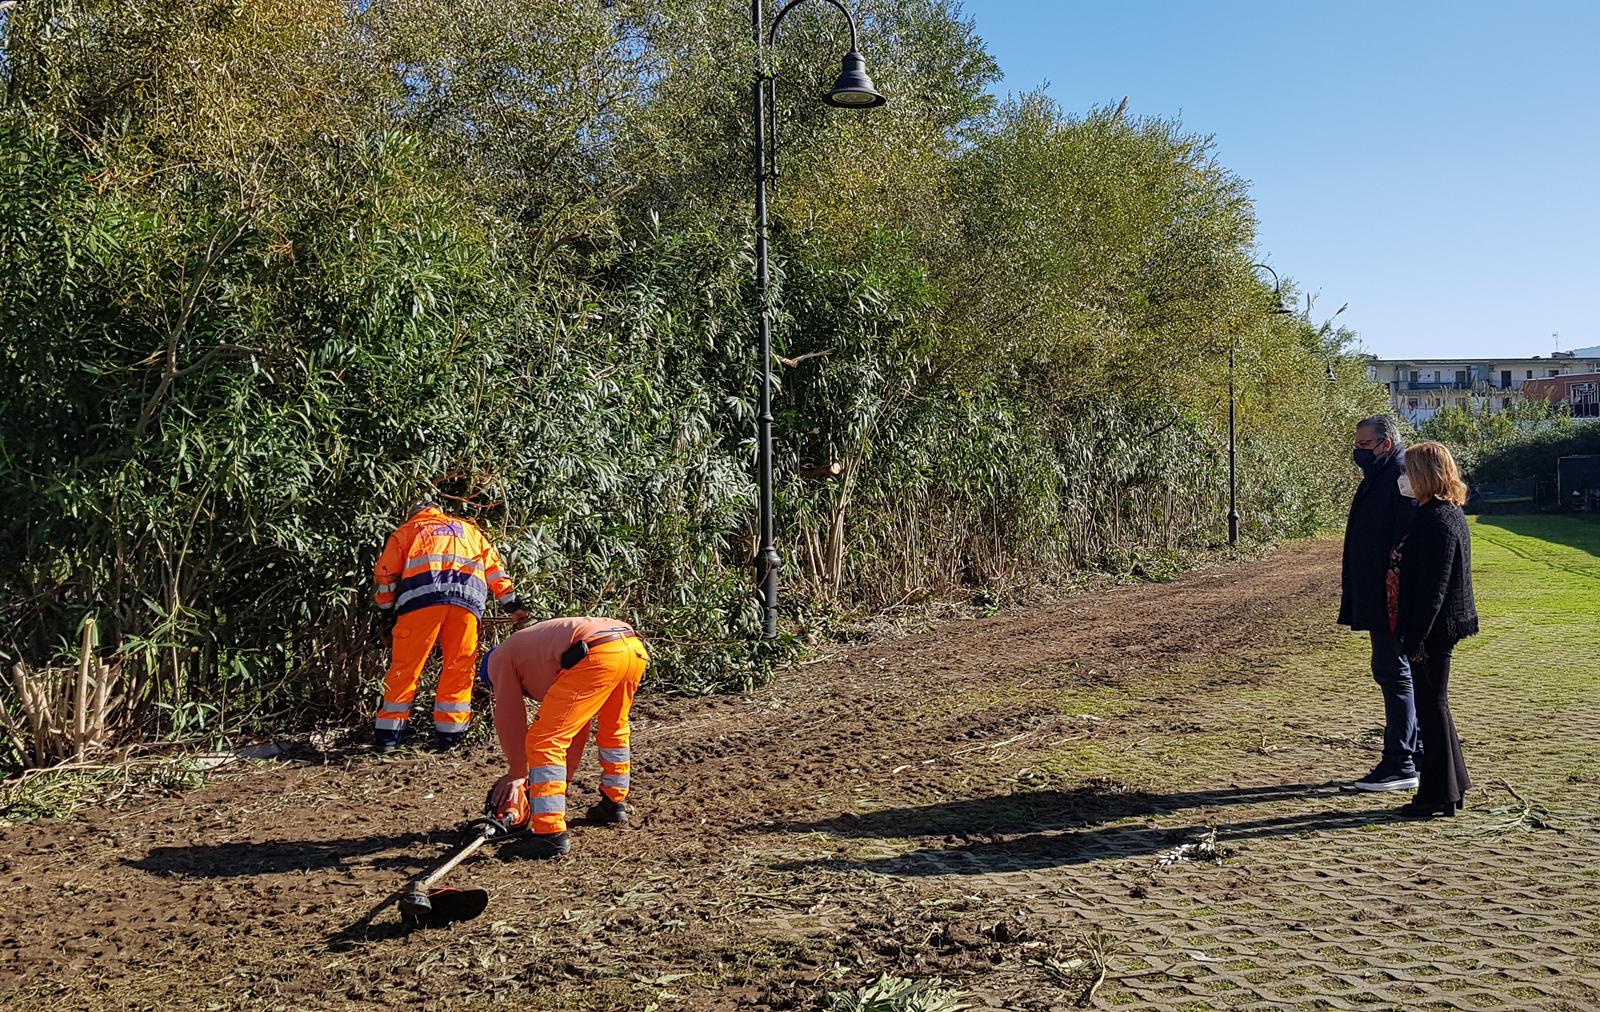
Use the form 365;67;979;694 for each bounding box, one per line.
1352;448;1378;473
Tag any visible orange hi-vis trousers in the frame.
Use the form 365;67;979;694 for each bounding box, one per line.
377;605;479;737
525;637;647;834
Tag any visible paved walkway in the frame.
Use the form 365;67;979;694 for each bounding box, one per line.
870;520;1600;1010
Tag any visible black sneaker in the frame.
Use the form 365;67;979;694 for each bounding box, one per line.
589;798;629;826
1353;765;1420;792
503;831;571;860
433;731;468;752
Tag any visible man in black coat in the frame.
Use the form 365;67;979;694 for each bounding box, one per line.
1338;415;1420;791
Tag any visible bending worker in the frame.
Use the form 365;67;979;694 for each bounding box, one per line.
372;499;529;752
484;617;648;858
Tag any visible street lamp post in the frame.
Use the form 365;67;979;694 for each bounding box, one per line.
751;0;885;638
1228;339;1238;546
1229;263;1293;546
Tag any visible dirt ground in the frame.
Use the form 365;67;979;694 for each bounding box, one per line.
2;538;1597;1011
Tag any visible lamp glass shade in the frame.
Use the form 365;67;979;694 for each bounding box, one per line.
824;50;885;108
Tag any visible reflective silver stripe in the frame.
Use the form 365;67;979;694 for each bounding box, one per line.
380;703;411;715
527;764;567;784
434;701;471;713
395;582;487;609
529;795;566;814
377;602;394;610
598;747;630;764
403;553;483;573
484;567;505;582
375;717;407;730
434;717;469;730
376;581;399;593
601;773;631;788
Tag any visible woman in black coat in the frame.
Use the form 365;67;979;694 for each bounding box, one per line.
1391;441;1480;817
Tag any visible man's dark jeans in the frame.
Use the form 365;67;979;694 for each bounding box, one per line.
1369;629;1419;770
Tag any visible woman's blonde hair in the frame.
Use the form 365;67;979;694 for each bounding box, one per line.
1405;441;1469;506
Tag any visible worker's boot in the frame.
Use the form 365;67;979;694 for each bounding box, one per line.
503;831;570;860
433;731;468;752
588;798;629;826
373;728;406;754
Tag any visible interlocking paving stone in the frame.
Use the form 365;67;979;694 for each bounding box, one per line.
866;527;1600;1010
941;734;1600;1010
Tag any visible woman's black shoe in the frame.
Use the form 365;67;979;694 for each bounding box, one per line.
1398;797;1461;819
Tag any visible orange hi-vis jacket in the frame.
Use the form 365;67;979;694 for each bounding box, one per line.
374;507;521;620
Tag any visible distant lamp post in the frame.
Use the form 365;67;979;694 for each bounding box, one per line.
1228;263;1294;546
752;0;886;638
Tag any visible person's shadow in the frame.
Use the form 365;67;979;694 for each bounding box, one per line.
767;781;1402;877
127;830;445;879
127;831;491;946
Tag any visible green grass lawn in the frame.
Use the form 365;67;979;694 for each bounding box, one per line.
1465;514;1600;711
1277;514;1600;716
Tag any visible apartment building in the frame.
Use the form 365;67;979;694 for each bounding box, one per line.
1368;352;1600;423
1524;373;1600;417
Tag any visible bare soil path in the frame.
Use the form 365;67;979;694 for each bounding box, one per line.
3;532;1597;1011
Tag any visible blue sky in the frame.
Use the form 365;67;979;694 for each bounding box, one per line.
967;0;1600;360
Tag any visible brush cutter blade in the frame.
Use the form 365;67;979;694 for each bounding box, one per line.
400;886;490;927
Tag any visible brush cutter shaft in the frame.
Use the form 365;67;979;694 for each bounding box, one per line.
414;824;494;892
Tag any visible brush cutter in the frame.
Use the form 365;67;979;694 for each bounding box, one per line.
398;797;517;927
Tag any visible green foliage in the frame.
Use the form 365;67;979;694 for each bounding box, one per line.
0;0;1384;768
1419;399;1574;476
828;974;971;1012
0;758;209;825
1463;419;1600;486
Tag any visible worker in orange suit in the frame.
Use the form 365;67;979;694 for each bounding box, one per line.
372;499;529;753
483;617;648;858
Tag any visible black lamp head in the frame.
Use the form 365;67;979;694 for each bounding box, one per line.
825;50;886;108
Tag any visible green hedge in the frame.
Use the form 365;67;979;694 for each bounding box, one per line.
0;0;1383;767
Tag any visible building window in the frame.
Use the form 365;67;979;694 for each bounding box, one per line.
1502;398;1512;409
1501;370;1512;388
1409;370;1419;385
1527;370;1534;379
1407;399;1419;411
1550;369;1560;377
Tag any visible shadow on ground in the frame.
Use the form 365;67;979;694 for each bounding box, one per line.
772;783;1403;877
1475;513;1600;559
127;830;448;878
768;781;1346;839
